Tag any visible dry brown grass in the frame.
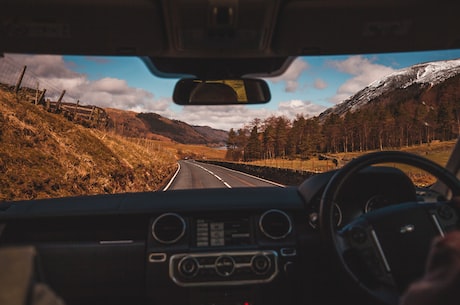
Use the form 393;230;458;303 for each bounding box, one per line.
241;141;457;186
0;89;177;201
126;137;227;160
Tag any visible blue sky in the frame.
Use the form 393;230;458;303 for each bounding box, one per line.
3;49;460;130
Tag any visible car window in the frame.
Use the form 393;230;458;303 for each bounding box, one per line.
1;50;460;201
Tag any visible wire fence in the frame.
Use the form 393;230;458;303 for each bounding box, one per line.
0;56;108;127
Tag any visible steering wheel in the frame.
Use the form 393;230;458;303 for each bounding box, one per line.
319;151;460;305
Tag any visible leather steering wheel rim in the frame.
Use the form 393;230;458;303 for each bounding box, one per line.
319;151;460;305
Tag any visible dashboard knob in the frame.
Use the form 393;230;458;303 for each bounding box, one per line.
251;254;271;274
215;255;235;277
178;257;199;278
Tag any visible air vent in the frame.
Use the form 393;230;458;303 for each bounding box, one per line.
259;209;292;240
152;213;186;244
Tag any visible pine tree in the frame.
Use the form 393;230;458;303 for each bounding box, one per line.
274;116;290;157
245;126;261;161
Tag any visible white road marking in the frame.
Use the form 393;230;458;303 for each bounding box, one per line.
199;162;285;188
162;162;181;191
164;160;285;191
191;162;232;188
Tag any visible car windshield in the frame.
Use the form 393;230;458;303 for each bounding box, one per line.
1;49;460;201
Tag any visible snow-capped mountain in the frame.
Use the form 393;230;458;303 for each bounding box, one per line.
319;58;460;119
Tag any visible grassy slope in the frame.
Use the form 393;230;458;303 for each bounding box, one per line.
243;141;457;186
0;90;177;201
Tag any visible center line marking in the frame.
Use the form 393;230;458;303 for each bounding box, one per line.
192;162;232;188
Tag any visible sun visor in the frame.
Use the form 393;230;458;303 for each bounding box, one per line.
0;0;164;56
274;1;460;56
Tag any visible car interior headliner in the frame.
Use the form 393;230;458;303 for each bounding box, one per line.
2;0;460;77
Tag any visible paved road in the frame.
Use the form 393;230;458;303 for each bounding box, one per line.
164;160;283;190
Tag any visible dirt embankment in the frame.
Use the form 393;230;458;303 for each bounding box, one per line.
0;89;177;201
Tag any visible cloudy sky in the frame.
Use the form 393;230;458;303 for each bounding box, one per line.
2;49;460;130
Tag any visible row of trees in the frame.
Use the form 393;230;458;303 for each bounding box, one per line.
226;99;460;161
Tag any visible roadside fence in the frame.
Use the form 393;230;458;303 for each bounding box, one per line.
0;56;108;128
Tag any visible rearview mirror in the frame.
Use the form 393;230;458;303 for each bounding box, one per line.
173;78;271;105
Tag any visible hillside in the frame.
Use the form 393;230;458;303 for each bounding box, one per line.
225;59;460;161
136;112;227;145
308;58;460;152
319;58;460;119
191;125;229;145
105;108;173;142
0;89;177;201
105;108;228;145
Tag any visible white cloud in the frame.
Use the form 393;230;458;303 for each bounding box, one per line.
285;80;299;92
276;100;327;119
89;78;130;95
265;58;309;92
327;55;395;103
79;79;171;114
165;99;327;131
0;54;87;92
5;54;81;79
314;78;328;89
0;54;327;131
1;54;173;114
169;106;272;131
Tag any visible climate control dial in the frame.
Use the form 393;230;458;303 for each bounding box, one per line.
178;256;199;278
169;251;278;287
215;255;235;277
251;254;271;275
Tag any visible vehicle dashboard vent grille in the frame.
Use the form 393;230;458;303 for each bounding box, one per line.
259;209;292;240
152;213;186;244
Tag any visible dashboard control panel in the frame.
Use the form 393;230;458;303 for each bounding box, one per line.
194;217;251;247
169;251;278;286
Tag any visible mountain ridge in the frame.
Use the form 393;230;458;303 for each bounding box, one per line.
319;58;460;119
105;108;228;145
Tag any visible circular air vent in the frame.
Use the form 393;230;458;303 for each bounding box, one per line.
152;213;186;244
259;209;292;240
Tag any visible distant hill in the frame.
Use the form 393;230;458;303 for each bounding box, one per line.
311;58;460;151
105;108;173;142
191;125;229;145
319;58;460;120
226;59;460;160
0;89;177;201
106;108;228;145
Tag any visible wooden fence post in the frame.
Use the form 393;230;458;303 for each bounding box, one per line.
35;82;39;105
56;90;66;110
37;89;46;105
89;106;96;121
73;100;80;118
14;65;27;94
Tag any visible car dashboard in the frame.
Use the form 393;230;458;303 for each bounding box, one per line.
0;167;420;305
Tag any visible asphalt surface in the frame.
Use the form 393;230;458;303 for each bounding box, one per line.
164;160;283;190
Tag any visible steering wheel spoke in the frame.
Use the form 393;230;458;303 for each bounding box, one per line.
319;151;460;305
430;201;459;233
340;221;396;289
